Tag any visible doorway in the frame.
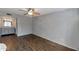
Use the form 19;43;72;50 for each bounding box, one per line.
0;16;17;36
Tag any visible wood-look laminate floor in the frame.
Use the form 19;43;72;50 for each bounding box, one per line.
0;34;75;51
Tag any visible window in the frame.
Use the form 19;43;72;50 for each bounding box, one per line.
4;21;12;27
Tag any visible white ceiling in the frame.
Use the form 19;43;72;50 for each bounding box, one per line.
0;8;68;16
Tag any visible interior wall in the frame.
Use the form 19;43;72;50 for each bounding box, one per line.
32;9;79;50
13;14;32;36
0;18;2;28
11;18;16;28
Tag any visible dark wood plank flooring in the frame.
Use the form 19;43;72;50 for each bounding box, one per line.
0;34;75;51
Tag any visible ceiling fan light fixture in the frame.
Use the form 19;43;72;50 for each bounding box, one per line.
28;9;33;15
19;8;40;16
28;12;33;15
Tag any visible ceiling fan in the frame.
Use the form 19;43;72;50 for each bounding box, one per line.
19;8;40;16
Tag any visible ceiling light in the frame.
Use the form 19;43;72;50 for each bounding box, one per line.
28;12;33;15
28;10;33;15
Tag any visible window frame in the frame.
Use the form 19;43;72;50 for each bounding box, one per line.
3;20;12;27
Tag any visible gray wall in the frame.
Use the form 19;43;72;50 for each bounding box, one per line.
15;15;32;36
32;9;79;50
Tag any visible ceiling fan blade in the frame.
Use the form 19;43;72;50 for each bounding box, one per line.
24;12;28;15
31;8;40;16
32;11;40;16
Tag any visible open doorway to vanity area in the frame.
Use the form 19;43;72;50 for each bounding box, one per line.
0;14;17;36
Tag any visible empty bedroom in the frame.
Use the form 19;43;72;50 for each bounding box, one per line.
0;8;79;51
